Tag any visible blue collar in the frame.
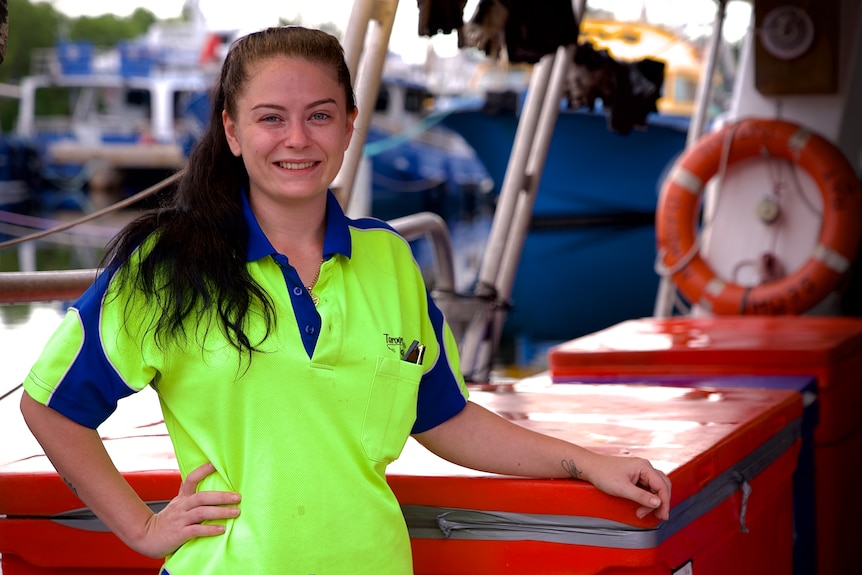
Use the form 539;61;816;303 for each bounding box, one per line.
242;190;353;262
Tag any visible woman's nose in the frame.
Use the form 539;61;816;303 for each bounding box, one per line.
282;121;310;147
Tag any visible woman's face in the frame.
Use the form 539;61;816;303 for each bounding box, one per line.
223;56;357;206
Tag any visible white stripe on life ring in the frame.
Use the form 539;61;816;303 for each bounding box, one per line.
814;243;851;273
788;128;812;159
705;277;726;297
670;166;704;195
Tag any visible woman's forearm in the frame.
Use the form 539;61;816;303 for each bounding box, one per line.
413;401;671;520
413;401;597;479
20;392;157;554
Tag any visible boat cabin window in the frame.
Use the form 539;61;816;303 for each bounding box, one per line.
374;84;433;115
375;86;391;112
125;89;151;109
404;86;432;113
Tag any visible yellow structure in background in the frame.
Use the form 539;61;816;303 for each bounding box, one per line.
580;20;703;117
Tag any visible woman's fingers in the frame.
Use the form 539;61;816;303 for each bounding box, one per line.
179;461;218;496
179;461;242;508
633;467;671;520
140;462;241;557
179;462;241;517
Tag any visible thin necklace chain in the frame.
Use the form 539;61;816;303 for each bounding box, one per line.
306;259;325;305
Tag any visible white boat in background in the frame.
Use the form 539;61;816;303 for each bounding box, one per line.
2;0;490;221
6;1;230;212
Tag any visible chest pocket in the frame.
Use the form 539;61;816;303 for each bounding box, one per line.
362;356;423;463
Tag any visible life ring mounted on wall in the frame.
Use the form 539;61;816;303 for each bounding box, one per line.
655;117;862;315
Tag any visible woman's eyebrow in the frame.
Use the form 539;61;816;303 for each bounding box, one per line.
305;98;338;109
251;98;338;112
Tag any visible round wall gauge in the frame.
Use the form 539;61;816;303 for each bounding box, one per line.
759;6;816;60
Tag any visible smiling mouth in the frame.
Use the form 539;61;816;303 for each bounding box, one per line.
276;161;318;170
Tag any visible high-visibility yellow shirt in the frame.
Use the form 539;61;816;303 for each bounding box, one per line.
24;190;469;574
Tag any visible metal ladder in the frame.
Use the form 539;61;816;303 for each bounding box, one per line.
333;0;590;381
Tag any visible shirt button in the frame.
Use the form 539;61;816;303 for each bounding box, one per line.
305;325;316;335
293;286;303;296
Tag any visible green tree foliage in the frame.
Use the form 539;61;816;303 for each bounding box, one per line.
1;0;9;65
68;9;156;47
3;0;65;82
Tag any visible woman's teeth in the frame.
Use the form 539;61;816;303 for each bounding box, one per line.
277;161;316;170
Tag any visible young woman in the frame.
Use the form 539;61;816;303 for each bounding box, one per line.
20;26;670;574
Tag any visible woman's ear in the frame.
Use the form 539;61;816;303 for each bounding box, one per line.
223;110;242;157
344;106;359;150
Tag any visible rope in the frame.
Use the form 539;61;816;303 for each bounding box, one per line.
654;120;740;309
0;172;183;403
362;110;455;158
0;210;119;238
0;385;23;402
789;165;823;217
0;170;183;251
0;222;114;248
372;171;447;193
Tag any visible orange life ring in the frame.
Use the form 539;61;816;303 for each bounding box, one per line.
656;117;862;315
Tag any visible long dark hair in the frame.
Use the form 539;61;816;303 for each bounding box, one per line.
102;26;356;359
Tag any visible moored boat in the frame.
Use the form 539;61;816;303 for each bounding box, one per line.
2;12;491;224
433;18;710;355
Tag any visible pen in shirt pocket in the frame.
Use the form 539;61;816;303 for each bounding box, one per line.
403;339;425;365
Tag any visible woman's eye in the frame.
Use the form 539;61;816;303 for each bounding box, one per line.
310;112;330;121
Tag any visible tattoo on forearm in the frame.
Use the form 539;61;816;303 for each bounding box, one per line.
561;459;583;479
62;476;79;497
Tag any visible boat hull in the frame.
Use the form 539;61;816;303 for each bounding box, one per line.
439;107;689;346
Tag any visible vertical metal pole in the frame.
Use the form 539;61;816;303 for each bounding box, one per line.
488;43;575;359
17;77;37;137
459;0;586;380
341;0;375;81
333;0;399;210
687;0;727;147
653;0;727;318
457;54;555;380
469;57;554;298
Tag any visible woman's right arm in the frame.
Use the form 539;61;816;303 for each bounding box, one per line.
20;393;241;558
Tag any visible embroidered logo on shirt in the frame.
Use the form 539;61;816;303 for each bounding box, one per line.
384;333;405;355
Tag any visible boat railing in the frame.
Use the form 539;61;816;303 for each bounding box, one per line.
386;211;485;342
0;209;459;307
32;117;147;141
387;212;456;295
32;116;76;134
27;48;63;76
29;45;115;78
0;269;96;304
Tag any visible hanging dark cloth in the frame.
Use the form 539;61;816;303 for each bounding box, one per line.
564;41;666;135
459;0;508;59
462;0;579;64
417;0;468;37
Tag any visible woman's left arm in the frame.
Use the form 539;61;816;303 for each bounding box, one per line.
413;401;671;521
